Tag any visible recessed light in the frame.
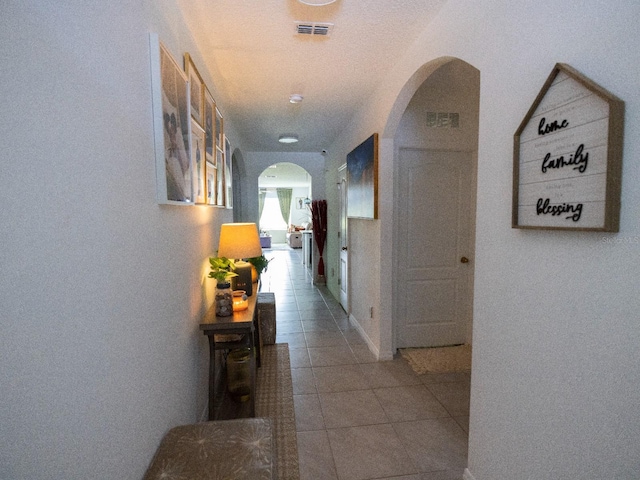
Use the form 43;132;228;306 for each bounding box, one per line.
298;0;337;5
289;94;304;104
278;134;299;144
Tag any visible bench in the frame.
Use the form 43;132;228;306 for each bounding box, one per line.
143;418;276;479
257;292;276;345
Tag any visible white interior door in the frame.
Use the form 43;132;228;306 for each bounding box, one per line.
339;167;349;311
396;149;474;348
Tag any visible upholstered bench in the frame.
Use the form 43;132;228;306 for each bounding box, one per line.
257;292;276;345
143;418;276;480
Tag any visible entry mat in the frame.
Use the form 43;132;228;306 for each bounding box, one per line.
400;344;472;375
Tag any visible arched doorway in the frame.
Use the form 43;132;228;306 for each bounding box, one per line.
257;162;313;245
390;58;480;350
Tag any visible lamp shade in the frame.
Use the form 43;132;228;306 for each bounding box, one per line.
217;223;263;260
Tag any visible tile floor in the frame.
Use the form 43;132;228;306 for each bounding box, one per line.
260;246;471;480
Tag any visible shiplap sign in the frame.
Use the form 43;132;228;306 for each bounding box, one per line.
513;63;624;231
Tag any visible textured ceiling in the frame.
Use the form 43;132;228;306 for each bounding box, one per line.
176;0;446;153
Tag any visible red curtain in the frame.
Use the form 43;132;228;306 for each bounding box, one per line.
311;200;327;276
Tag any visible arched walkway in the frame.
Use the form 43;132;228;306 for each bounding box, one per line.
379;57;480;355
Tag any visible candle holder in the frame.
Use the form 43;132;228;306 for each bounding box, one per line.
232;290;248;311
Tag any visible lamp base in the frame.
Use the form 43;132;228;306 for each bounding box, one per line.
234;261;253;296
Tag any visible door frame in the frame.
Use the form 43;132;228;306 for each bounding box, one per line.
338;163;349;312
385;58;480;354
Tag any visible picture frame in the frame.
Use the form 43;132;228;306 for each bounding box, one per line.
191;119;206;204
224;135;233;209
149;33;193;204
513;63;624;231
184;53;204;127
216;148;225;206
347;133;378;219
206;160;217;205
215;106;224;150
204;88;216;162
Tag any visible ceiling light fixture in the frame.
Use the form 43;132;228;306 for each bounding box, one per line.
289;94;304;104
278;134;299;144
298;0;337;5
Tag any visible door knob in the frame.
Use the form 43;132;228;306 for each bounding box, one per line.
460;257;469;263
341;247;348;251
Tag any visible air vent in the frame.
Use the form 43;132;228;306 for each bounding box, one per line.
295;22;334;36
426;112;460;128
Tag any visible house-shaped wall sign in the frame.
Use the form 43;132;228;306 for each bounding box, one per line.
512;63;624;231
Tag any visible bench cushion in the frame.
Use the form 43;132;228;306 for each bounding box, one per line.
144;418;275;480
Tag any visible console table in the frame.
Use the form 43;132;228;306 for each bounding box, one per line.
200;285;260;421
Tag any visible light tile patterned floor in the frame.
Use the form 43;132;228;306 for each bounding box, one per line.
261;246;470;480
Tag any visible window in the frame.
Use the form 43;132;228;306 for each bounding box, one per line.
259;190;288;230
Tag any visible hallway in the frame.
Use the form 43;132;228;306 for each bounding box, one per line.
260;246;470;480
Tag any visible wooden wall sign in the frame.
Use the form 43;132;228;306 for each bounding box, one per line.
513;63;624;231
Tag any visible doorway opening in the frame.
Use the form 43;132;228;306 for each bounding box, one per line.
392;58;480;351
258;162;313;246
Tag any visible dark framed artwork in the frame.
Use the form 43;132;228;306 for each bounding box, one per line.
184;53;204;127
347;133;378;219
513;63;624;231
191;119;206;204
149;33;193;204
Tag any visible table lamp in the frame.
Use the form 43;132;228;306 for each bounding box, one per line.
217;223;263;296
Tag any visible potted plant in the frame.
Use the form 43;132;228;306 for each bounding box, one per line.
208;256;237;282
208;257;238;316
247;255;272;282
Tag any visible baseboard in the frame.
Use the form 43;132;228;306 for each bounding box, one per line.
348;314;394;360
463;468;476;480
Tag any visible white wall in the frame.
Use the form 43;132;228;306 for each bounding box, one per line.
290;187;313;227
324;1;640;478
239;152;326;225
0;2;235;478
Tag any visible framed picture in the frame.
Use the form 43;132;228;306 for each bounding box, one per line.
224;135;233;209
513;63;624;231
216;148;225;206
204;88;216;162
191;119;206;204
149;33;193;204
206;160;216;205
215;106;224;150
184;53;204;127
347;133;378;219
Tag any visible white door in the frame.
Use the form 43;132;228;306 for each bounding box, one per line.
396;149;475;348
338;167;349;310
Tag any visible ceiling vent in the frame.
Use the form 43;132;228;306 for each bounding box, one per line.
295;22;334;36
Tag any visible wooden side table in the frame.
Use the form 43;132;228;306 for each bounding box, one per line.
200;285;260;420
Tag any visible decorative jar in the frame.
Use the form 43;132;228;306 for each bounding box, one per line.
215;281;233;317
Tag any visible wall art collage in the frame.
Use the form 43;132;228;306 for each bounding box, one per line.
150;33;232;207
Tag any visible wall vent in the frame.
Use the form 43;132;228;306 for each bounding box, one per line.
295;22;334;36
426;112;460;128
